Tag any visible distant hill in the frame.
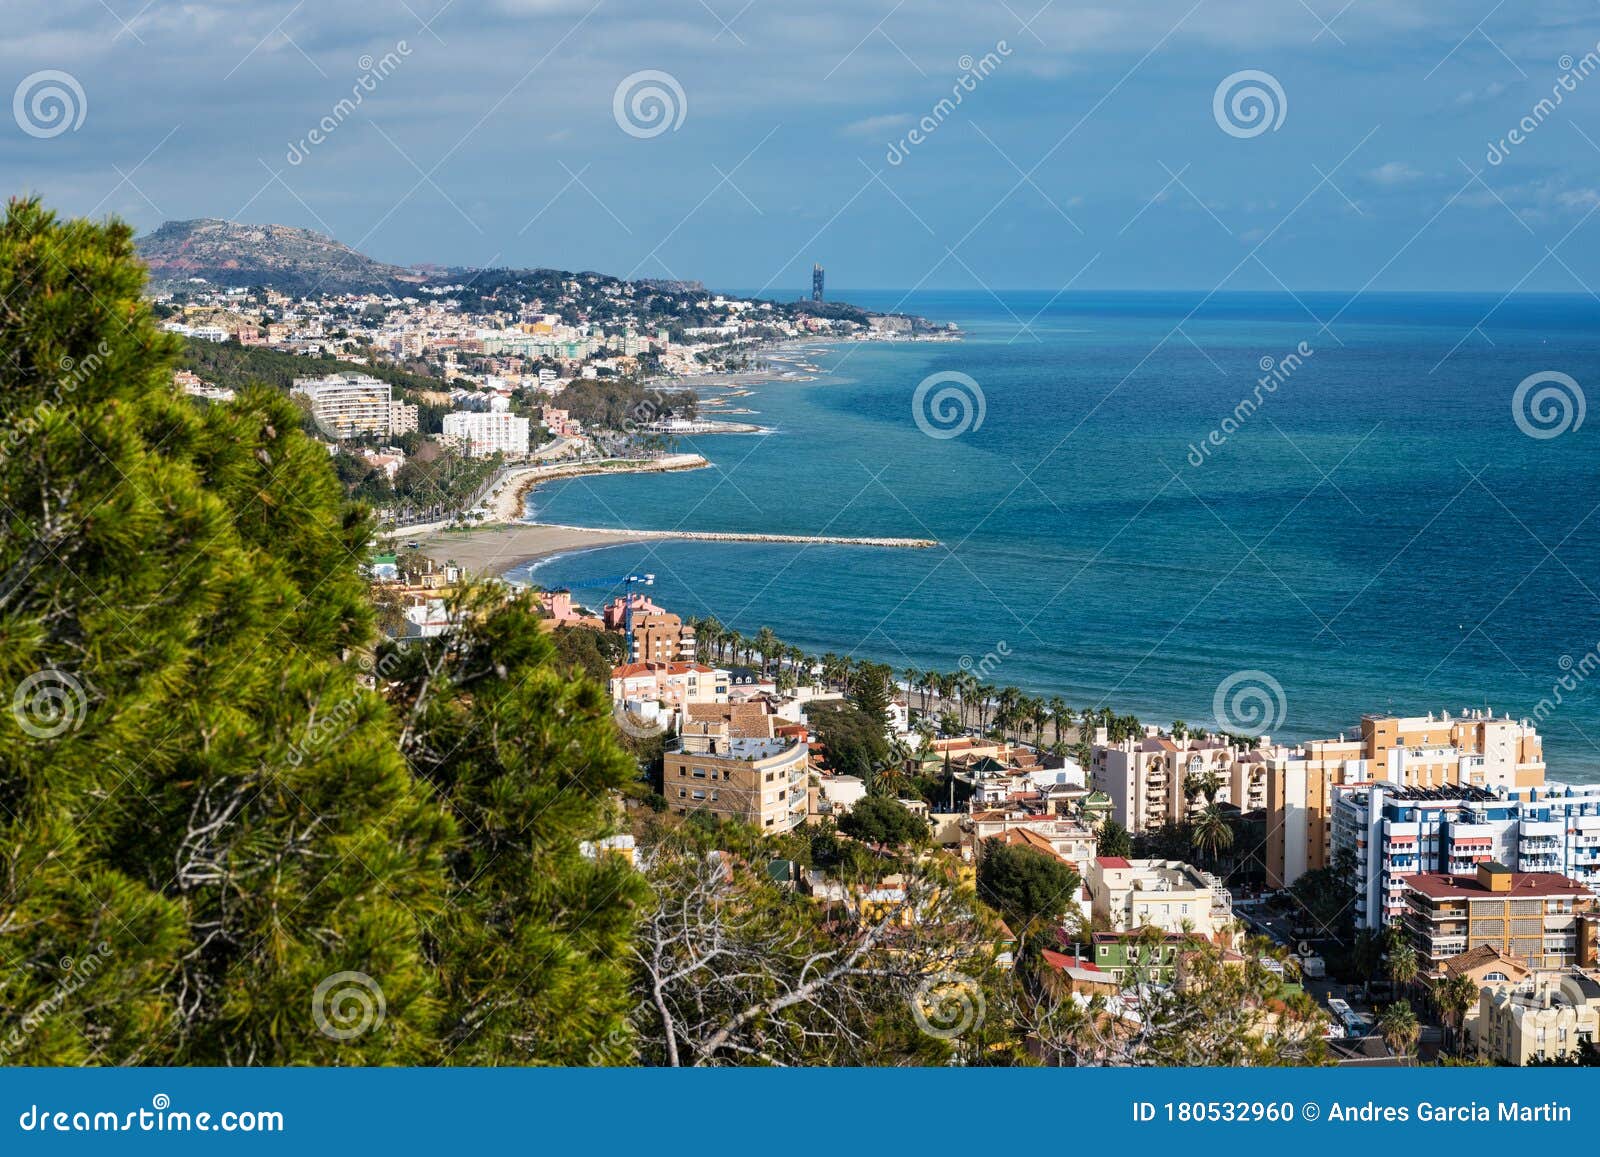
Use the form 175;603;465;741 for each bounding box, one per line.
136;219;428;295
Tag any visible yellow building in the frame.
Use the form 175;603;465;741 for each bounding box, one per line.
1474;972;1600;1065
664;720;808;832
1403;862;1597;972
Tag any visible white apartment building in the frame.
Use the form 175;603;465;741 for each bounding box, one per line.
1334;780;1600;930
441;411;530;457
292;373;398;440
1088;856;1233;939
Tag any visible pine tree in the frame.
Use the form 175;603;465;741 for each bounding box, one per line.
0;200;448;1063
381;587;648;1064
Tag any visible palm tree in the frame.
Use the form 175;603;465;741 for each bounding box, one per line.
1434;974;1479;1053
1386;936;1420;1000
1171;719;1188;740
995;686;1022;742
753;626;780;676
901;666;921;720
1377;1000;1420;1062
1028;698;1050;750
1186;767;1223;808
1049;697;1070;746
1189;804;1234;867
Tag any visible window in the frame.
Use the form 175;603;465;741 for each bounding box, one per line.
677;788;686;798
691;768;706;779
691;790;705;801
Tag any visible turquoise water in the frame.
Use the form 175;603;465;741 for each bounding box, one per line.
518;292;1600;783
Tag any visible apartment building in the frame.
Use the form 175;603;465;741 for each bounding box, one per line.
1088;857;1233;939
389;400;419;435
1502;781;1600;890
608;661;728;711
1334;784;1513;929
1335;781;1600;929
1402;862;1599;972
966;811;1098;877
632;612;696;664
441;410;530;457
1263;709;1547;889
291;373;398;440
1095;732;1270;833
663;719;809;832
1474;972;1600;1065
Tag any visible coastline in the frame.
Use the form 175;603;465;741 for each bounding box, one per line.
410;451;937;576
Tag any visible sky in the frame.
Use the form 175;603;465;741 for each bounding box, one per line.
5;0;1600;294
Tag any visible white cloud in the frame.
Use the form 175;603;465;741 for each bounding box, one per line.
1367;161;1422;185
841;113;912;138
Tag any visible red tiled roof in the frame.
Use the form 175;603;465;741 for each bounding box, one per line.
1096;856;1132;868
1406;871;1590;900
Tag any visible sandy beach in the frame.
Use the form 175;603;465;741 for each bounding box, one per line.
420;521;940;577
408;452;938;576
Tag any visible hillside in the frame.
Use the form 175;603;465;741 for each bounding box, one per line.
137;218;428;295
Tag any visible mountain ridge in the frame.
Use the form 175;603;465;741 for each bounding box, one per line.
136;218;428;295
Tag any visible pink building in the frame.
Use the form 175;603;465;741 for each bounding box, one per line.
537;589;598;627
602;593;665;630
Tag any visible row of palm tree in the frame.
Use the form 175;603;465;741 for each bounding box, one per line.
684;620;1183;768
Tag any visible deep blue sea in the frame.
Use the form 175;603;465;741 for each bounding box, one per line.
518;291;1600;784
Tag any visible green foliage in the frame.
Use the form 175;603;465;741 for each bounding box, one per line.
0;202;647;1067
547;623;625;681
0;200;447;1063
178;338;443;402
808;700;892;781
976;842;1081;942
837;797;928;848
1096;819;1133;859
848;661;894;727
379;589;648;1063
557;378;696;431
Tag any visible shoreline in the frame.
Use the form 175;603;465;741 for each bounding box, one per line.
419;523;939;577
409;452;937;576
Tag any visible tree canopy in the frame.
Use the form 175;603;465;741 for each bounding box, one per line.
0;201;639;1065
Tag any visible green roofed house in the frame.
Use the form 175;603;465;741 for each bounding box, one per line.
1081;790;1113;828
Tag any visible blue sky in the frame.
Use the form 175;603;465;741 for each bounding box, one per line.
5;0;1600;294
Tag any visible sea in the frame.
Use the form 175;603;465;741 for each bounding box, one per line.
515;291;1600;785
